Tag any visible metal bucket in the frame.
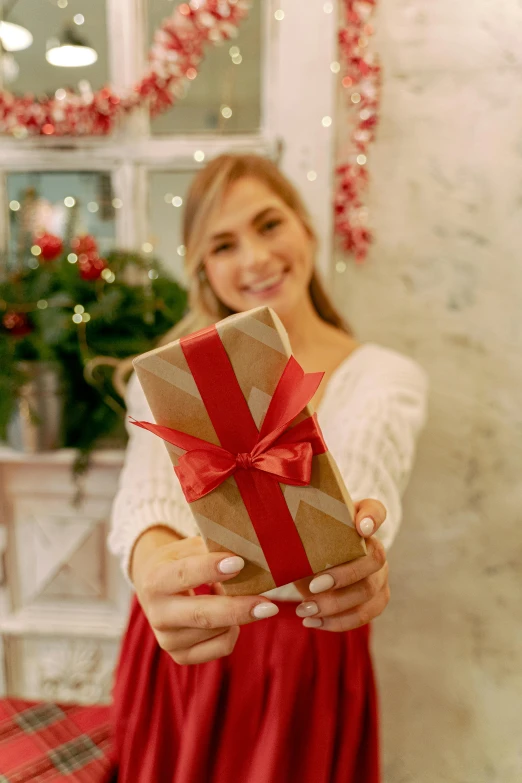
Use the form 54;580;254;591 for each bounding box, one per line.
7;362;64;453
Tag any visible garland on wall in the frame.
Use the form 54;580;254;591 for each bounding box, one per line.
0;0;250;138
334;0;381;263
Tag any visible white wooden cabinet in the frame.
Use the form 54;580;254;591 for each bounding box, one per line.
0;447;130;705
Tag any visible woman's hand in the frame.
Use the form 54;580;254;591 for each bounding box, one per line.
294;499;390;631
131;529;279;665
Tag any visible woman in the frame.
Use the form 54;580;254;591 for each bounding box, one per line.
108;154;428;782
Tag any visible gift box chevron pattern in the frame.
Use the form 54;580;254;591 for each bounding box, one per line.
133;306;366;595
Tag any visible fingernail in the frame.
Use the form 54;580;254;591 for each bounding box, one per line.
296;601;319;618
303;617;323;628
218;556;245;574
309;574;335;594
359;517;375;536
252;603;279;620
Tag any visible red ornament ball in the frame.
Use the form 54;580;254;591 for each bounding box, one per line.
71;235;98;255
35;233;63;262
78;254;107;281
2;311;33;337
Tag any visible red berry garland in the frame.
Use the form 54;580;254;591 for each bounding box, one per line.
78;254;108;281
34;233;63;262
334;0;381;263
71;235;99;256
2;311;33;337
0;1;250;138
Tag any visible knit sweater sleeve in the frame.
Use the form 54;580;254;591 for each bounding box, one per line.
320;347;429;551
107;372;198;581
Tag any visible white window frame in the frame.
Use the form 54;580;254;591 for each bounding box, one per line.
0;0;337;280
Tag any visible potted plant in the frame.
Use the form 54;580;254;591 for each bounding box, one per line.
0;232;187;469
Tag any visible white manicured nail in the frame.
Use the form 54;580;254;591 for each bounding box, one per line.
303;617;323;628
309;574;335;594
218;556;245;574
296;601;319;618
359;517;375;536
252;603;279;619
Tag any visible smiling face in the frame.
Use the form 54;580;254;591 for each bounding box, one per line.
201;177;315;319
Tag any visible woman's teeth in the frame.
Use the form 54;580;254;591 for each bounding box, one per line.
247;272;285;293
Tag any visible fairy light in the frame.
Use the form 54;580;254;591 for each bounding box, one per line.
322;116;332;127
274;9;284;20
74;304;84;314
194;150;205;162
74;14;85;25
229;46;240;57
221;105;232;119
101;268;116;283
356;154;367;165
112;198;123;209
72;313;82;324
37;300;48;309
68;253;78;263
323;2;333;12
186;68;198;80
28;258;39;269
351;92;361;104
307;170;317;182
87;202;99;212
64;196;76;207
177;245;186;256
330;61;340;73
148;269;159;280
172;196;183;207
82;313;91;322
31;245;42;256
142;242;153;254
57;0;68;7
9;200;20;211
336;261;347;273
55;89;66;100
232;54;242;64
164;193;174;203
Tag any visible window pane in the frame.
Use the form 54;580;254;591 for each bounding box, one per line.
147;170;194;280
6;171;116;267
148;0;262;135
1;0;108;100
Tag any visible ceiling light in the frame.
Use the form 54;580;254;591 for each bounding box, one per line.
46;26;98;68
0;21;33;52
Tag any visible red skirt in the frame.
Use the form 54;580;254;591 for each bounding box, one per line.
110;595;380;783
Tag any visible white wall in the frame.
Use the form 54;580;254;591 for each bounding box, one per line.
333;2;522;781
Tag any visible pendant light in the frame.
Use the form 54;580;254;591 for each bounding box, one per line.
46;25;97;68
0;20;33;51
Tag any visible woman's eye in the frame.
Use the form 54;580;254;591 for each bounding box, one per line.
261;218;281;233
213;242;233;255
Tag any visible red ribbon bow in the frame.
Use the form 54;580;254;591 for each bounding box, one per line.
131;357;327;503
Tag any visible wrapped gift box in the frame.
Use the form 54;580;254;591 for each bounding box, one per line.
132;306;366;595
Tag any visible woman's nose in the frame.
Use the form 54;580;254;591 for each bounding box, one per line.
239;236;270;268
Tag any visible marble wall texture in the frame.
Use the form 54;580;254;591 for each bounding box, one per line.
333;1;522;781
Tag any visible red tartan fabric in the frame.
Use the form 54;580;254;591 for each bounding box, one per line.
0;699;115;782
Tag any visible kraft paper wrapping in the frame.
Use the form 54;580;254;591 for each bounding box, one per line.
133;306;366;596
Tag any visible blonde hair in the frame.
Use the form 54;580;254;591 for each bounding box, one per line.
162;153;351;343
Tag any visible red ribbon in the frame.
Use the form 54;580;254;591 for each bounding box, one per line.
131;324;327;586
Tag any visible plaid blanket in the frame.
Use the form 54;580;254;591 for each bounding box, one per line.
0;699;114;782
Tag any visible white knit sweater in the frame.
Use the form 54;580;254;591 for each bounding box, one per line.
108;343;428;600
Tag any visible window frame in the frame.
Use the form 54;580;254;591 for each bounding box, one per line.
0;0;337;279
